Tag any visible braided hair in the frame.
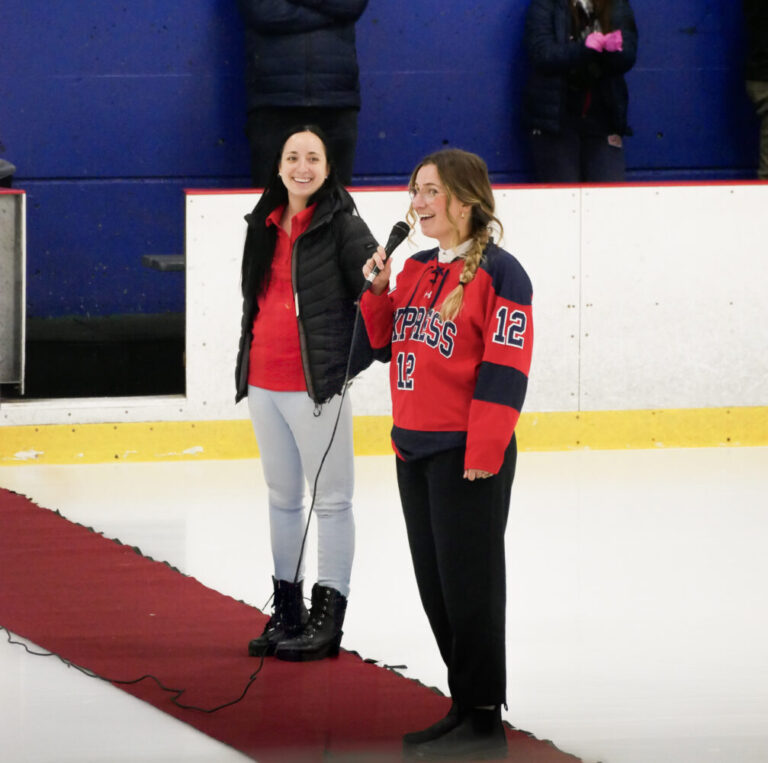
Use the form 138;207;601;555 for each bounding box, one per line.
407;149;503;322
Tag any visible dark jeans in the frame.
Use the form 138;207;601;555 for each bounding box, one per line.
530;126;626;183
245;106;359;187
396;438;517;707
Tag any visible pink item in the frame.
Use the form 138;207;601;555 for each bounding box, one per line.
585;31;605;52
603;29;623;52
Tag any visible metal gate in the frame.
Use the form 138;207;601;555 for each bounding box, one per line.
0;191;25;393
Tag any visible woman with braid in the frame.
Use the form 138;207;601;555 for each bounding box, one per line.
360;148;533;760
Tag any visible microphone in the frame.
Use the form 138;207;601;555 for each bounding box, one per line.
361;220;410;294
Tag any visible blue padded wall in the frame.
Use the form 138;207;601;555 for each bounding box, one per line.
0;0;759;317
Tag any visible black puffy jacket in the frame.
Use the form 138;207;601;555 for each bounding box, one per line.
235;188;379;404
236;0;369;111
523;0;638;136
744;0;768;81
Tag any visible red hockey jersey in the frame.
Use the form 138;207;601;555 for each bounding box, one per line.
360;242;533;473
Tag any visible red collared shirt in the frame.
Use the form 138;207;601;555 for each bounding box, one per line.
248;203;315;391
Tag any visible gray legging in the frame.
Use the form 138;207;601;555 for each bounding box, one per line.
247;385;355;597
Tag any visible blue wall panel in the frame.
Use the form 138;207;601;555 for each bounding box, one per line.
1;0;246;180
24;180;186;316
7;73;247;178
0;0;760;318
355;2;528;178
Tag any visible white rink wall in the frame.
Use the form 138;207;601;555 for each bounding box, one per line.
2;184;767;427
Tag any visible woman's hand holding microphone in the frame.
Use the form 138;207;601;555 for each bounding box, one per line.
362;245;391;296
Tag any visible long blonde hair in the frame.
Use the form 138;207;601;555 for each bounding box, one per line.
407;149;503;322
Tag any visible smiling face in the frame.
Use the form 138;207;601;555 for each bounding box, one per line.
410;163;471;249
278;131;329;208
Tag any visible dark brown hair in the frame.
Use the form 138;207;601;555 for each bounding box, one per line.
571;0;613;34
241;124;351;299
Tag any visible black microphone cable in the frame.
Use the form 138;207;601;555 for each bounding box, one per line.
290;220;409;586
0;623;266;714
0;221;411;716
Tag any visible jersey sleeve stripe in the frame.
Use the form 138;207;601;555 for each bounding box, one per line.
473;361;529;412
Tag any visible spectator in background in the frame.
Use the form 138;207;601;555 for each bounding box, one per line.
0;158;15;188
236;0;369;187
744;0;768;179
523;0;638;183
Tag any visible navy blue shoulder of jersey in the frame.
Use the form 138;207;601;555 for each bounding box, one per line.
479;243;533;306
409;248;440;265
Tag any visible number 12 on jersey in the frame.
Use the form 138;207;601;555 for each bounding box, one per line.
396;352;416;390
492;306;527;348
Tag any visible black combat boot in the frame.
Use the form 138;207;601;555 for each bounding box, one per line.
248;577;309;657
274;583;347;662
412;706;507;760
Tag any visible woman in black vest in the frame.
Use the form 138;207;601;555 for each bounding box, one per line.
236;125;378;662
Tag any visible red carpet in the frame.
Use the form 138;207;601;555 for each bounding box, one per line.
0;487;581;762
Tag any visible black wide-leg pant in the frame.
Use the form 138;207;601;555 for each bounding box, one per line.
396;436;517;708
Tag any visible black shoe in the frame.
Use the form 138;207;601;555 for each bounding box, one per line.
411;706;507;760
403;702;461;748
275;583;347;662
248;577;309;657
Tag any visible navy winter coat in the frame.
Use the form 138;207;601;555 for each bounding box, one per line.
523;0;638;135
236;0;369;111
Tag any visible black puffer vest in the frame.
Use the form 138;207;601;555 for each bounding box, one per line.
235;191;378;404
